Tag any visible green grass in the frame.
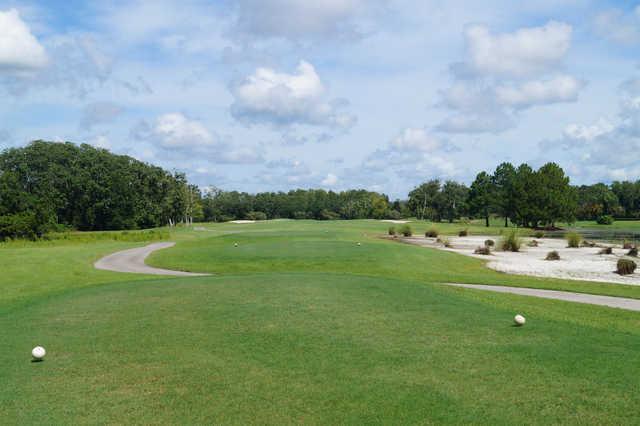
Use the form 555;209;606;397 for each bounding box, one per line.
3;219;640;423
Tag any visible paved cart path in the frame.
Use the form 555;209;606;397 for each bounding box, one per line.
444;283;640;312
95;242;209;276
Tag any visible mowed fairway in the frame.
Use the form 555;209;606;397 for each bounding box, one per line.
2;220;640;424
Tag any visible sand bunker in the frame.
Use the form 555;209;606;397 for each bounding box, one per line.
404;235;640;285
381;220;410;224
228;220;256;224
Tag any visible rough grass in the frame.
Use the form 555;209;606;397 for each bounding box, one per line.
500;230;521;252
566;232;582;248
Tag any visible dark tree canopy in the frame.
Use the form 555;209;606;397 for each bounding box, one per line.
0;141;195;239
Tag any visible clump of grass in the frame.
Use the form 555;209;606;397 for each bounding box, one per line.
441;237;452;248
623;241;634;250
500;230;521;252
566;232;582;248
533;231;545;239
425;228;438;238
484;239;495;247
527;240;539;247
474;246;491;255
458;229;468;237
628;247;638;257
599;247;613;255
581;240;596;248
545;250;560;261
388;226;396;236
398;224;412;237
617;258;637;275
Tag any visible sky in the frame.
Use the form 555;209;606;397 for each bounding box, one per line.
0;0;639;199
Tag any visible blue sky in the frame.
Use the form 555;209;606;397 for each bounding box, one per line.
0;0;639;198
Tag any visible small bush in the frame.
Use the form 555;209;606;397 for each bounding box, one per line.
623;241;634;250
527;240;539;247
617;259;637;275
484;239;495;247
599;247;613;255
500;230;521;252
388;226;396;236
398;224;412;237
596;215;614;225
474;246;491;255
581;240;596;248
628;247;638;257
425;228;439;238
458;229;468;237
566;232;582;248
441;237;452;248
533;231;545;239
245;211;268;221
545;250;560;261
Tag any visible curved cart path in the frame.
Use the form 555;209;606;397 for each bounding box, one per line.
95;242;209;276
445;283;640;312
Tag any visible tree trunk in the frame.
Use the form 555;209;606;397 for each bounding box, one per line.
485;215;490;227
504;216;508;227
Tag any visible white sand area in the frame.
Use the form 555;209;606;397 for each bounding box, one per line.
404;235;640;285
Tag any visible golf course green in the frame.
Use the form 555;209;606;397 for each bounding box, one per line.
2;219;640;424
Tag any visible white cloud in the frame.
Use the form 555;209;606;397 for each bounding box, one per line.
391;127;441;152
563;118;614;141
495;75;584;108
464;21;572;77
0;9;47;72
153;113;216;148
230;60;356;131
321;173;338;186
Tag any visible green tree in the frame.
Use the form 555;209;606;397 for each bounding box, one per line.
468;171;494;227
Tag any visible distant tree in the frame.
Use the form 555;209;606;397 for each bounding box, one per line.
537;162;576;226
492;162;517;227
468;171;494;227
408;180;441;220
437;181;469;223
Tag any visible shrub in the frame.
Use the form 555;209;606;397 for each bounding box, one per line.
617;259;637;275
474;246;491;255
388;226;396;236
527;240;539;247
623;241;634;250
599;247;613;255
386;210;402;220
319;209;340;220
398;224;412;237
596;215;614;225
628;247;638;257
566;232;582;248
458;229;468;237
581;240;596;248
500;230;521;252
484;239;495;247
545;250;560;261
533;231;545;239
425;228;439;238
245;211;267;221
441;237;452;248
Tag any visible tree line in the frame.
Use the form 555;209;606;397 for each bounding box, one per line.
0;141;199;239
2;141;640;240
